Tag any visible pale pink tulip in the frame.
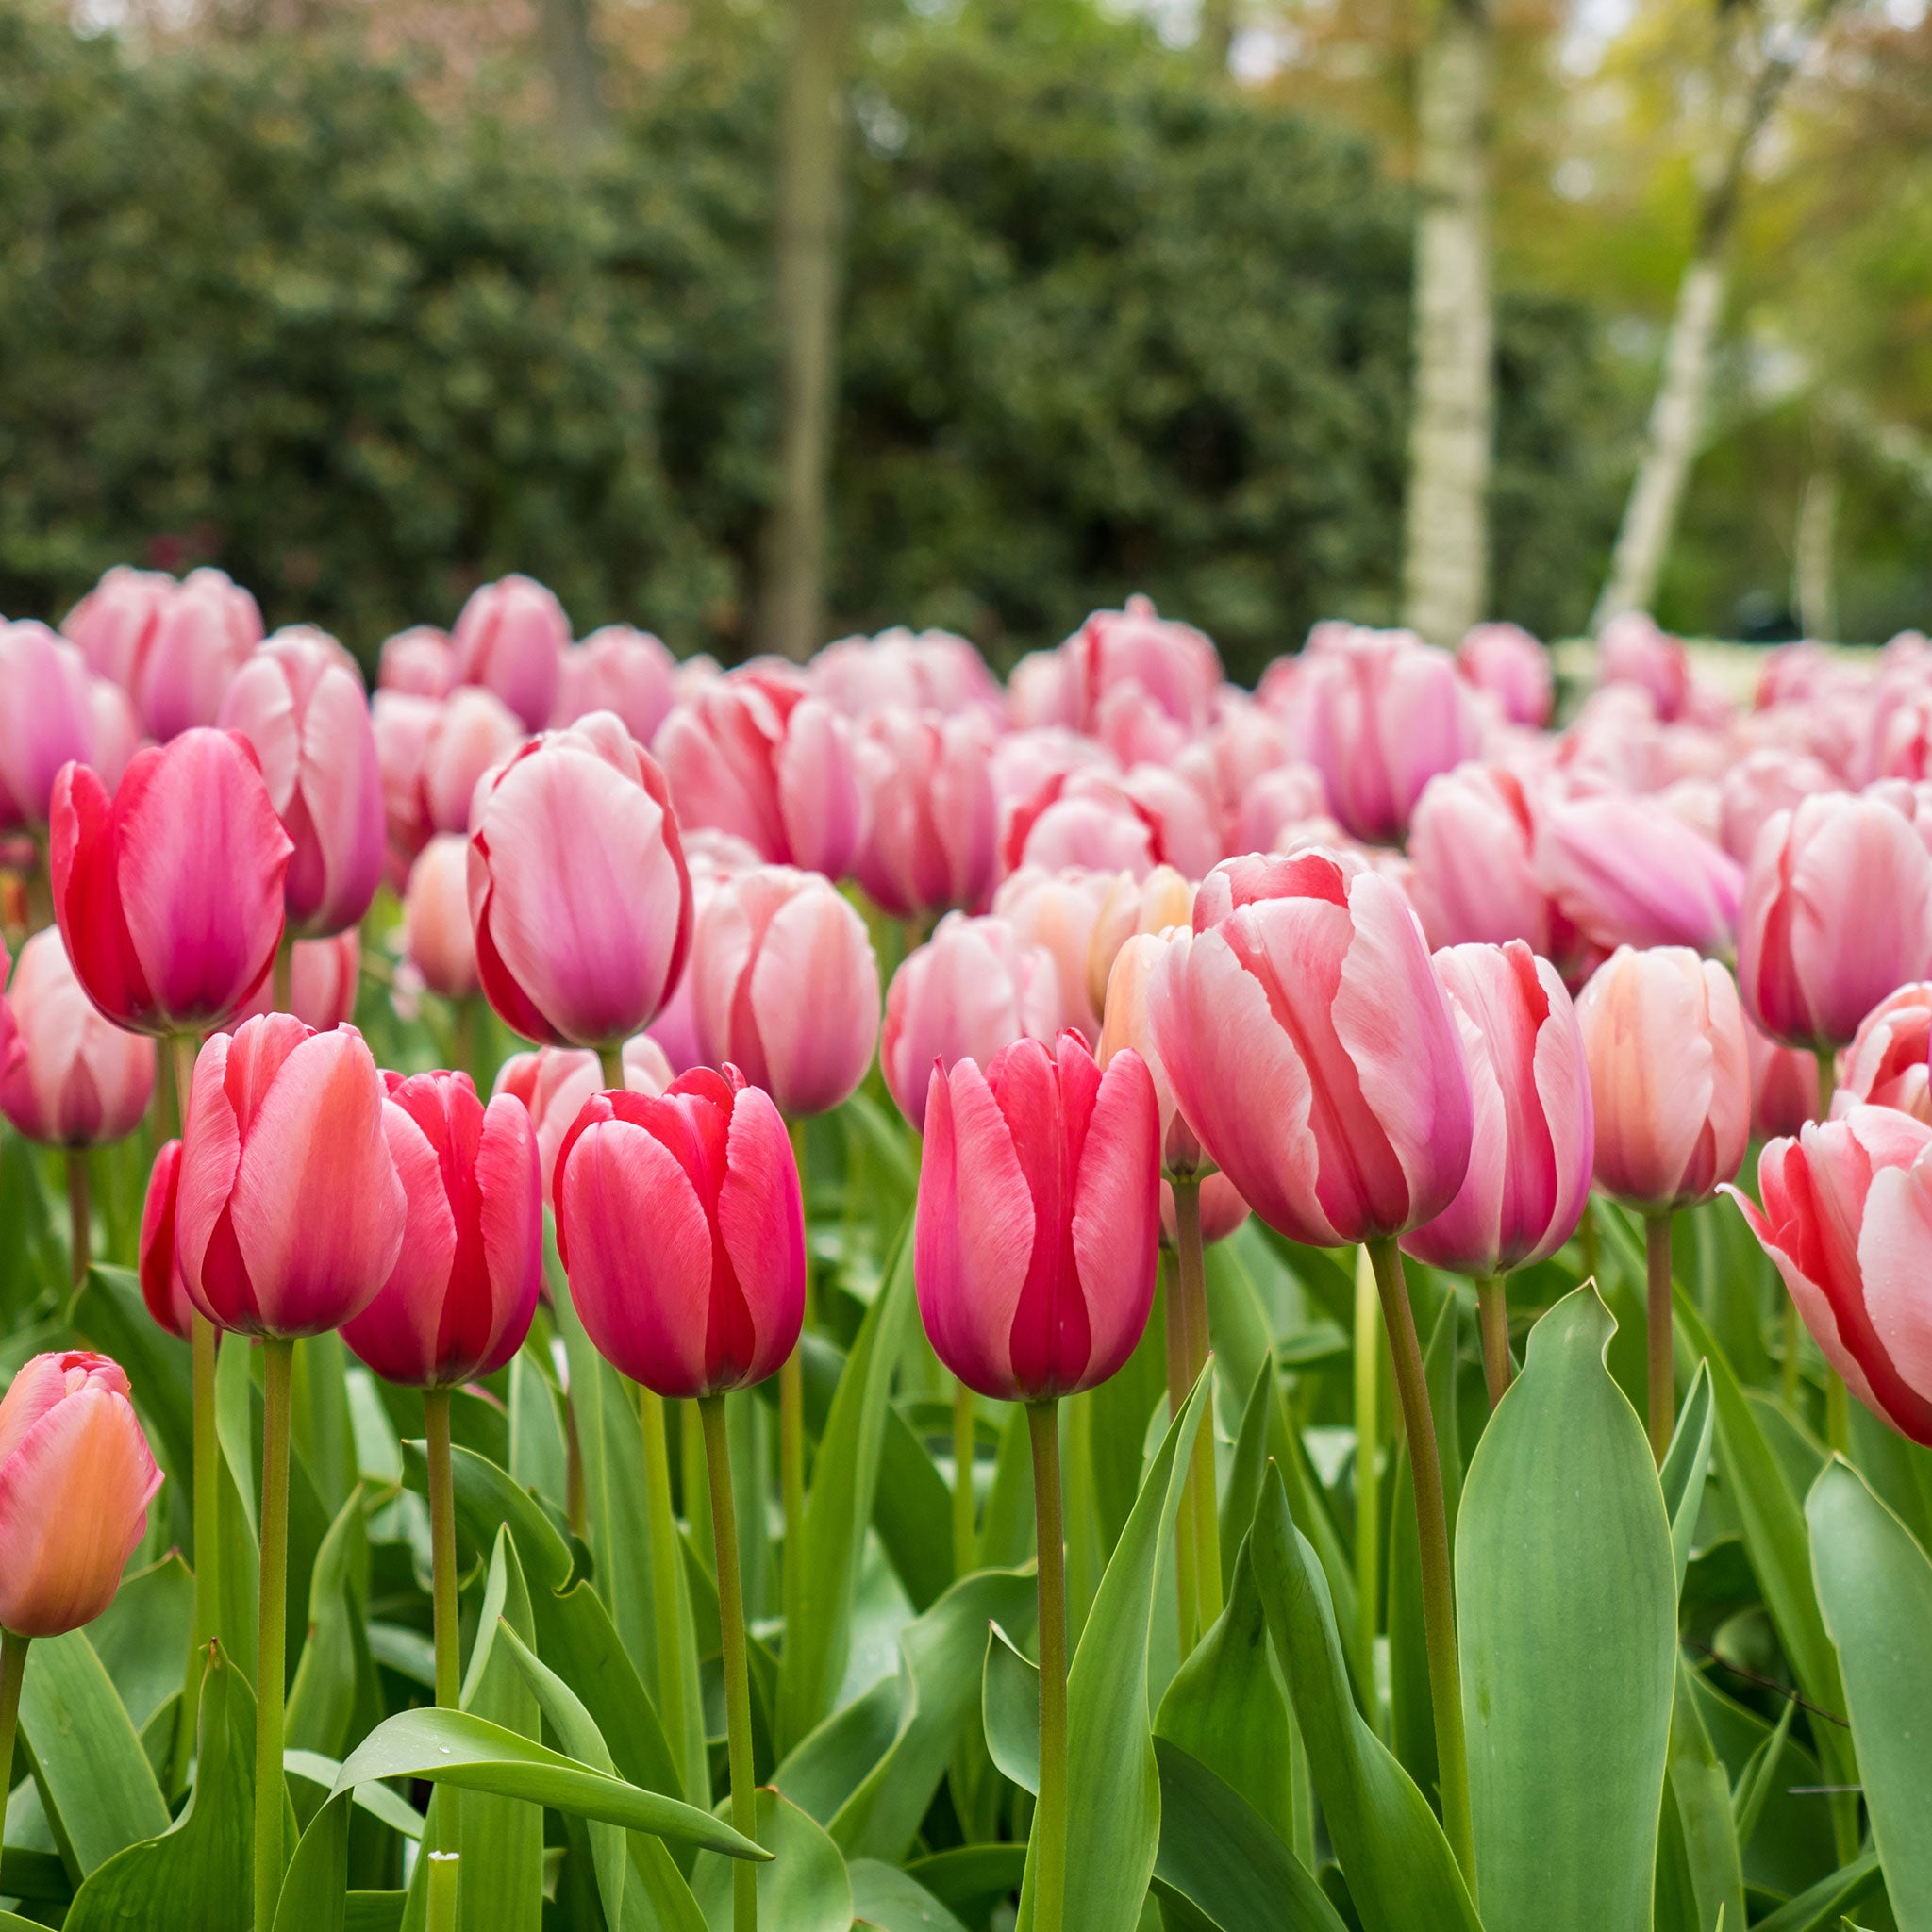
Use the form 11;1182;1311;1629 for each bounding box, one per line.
493;1036;672;1200
377;626;455;699
372;691;440;874
1596;612;1690;722
1835;984;1932;1124
450;575;568;730
1064;597;1222;738
1232;762;1331;858
553;626;677;745
0;930;155;1146
992;866;1116;1043
853;709;999;920
812;627;1005;723
1457;623;1554;728
128;568;263;742
0;625;138;831
1407;764;1553;954
1086;866;1194;1019
1718;748;1838;862
422;688;525;837
403;835;477;1001
61;566;172;689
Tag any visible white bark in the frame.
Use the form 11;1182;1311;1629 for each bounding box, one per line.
1794;462;1839;641
1401;0;1495;650
541;0;606;155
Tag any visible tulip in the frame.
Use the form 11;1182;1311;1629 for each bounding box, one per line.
1001;765;1220;884
1746;1014;1822;1141
1738;793;1932;1055
1457;622;1553;728
1086;866;1194;1021
469;713;692;1052
0;625;138;833
139;1141;193;1342
422;687;525;837
642;828;759;1075
1007;647;1078;731
1232;762;1331;858
1064;596;1222;738
377;626;455;699
492;1036;670;1200
133;569;265;743
1836;984;1932;1124
52;729;293;1039
553;626;677;745
1407;764;1554;955
1717;747;1837;863
813;626;1006;723
404;835;478;1002
219;631;386;940
450;575;568;731
1729;1107;1932;1446
236;932;359;1033
62;565;172;689
853;709;1000;921
372;691;440;881
991;866;1116;1044
1596;611;1691;721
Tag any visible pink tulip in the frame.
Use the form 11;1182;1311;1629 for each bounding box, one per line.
1457;623;1554;728
1730;1108;1932;1444
1002;765;1220;884
175;1014;406;1337
1232;762;1331;858
853;709;999;920
128;568;264;743
219;631;385;938
552;626;677;745
450;575;568;731
0;930;155;1145
1007;648;1078;731
422;688;525;837
1755;642;1841;711
1596;612;1690;722
139;1141;193;1342
1718;748;1838;863
234;932;359;1033
655;671;863;877
813;627;1007;723
915;1031;1158;1401
1737;793;1932;1051
493;1036;671;1200
1085;866;1194;1019
341;1072;541;1388
0;1352;162;1637
1064;597;1222;739
1407;764;1554;954
62;566;173;690
988;728;1113;833
643;829;760;1075
1746;1015;1822;1141
1173;701;1295;846
51;729;292;1038
991;866;1116;1043
554;1066;804;1398
0;625;138;831
377;626;456;699
1575;946;1749;1210
372;691;440;874
881;913;1061;1132
1401;941;1592;1276
1147;851;1474;1247
404;835;478;1001
689;866;880;1118
1835;983;1932;1124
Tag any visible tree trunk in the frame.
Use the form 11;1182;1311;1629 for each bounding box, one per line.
1401;0;1494;650
541;0;606;157
1200;0;1237;71
759;0;857;664
1794;457;1840;641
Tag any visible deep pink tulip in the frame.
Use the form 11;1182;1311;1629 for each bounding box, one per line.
1746;1014;1822;1141
1730;1108;1932;1444
813;627;1007;724
139;1140;194;1342
1835;983;1932;1124
235;932;359;1033
0;625;138;831
219;631;385;938
450;575;568;731
62;566;173;690
175;1015;406;1337
1575;946;1749;1210
0;1352;162;1637
1064;597;1222;738
1718;748;1838;864
1402;941;1593;1276
554;1066;804;1399
341;1072;541;1388
129;568;264;743
992;866;1117;1044
915;1031;1159;1402
51;730;292;1038
1457;623;1553;728
1085;866;1193;1019
690;866;880;1118
854;709;999;920
655;670;862;878
469;713;691;1050
1738;793;1932;1051
377;626;456;699
404;835;478;1002
1407;764;1554;954
1147;851;1474;1247
372;691;440;874
881;913;1060;1132
0;930;155;1146
493;1036;671;1200
1596;612;1690;722
422;688;525;837
552;626;677;745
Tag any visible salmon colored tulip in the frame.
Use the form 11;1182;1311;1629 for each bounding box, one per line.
1147;852;1474;1247
422;688;525;837
1575;946;1749;1210
552;626;677;745
915;1031;1159;1401
1730;1107;1932;1444
991;866;1116;1044
0;625;138;832
493;1036;672;1199
139;1141;193;1342
175;1014;406;1337
1746;1015;1822;1141
0;1352;161;1637
1457;623;1553;728
404;835;477;1002
341;1072;541;1388
377;626;455;699
51;729;292;1037
236;932;359;1033
0;930;155;1146
1836;983;1932;1124
469;712;692;1050
690;866;880;1118
1086;866;1194;1021
450;575;568;731
853;709;1000;920
554;1066;805;1398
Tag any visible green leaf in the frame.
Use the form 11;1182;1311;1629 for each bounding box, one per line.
902;1846;1027;1927
981;1623;1040;1795
1249;1464;1480;1932
1807;1457;1932;1929
1663;1654;1747;1932
1661;1362;1715;1599
286;1484;378;1760
283;1752;423;1840
872;1403;956;1615
87;1552;195;1734
507;1348;569;1513
291;1333;356;1518
847;1858;970;1932
691;1789;850;1932
1751;1851;1885;1932
71;1265;192;1482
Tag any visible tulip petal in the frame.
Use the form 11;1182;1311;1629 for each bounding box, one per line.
1070;1049;1159;1390
715;1087;806;1388
175;1032;243;1304
1848;1155;1932;1443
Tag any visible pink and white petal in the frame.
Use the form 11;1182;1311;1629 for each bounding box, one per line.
1848;1158;1932;1443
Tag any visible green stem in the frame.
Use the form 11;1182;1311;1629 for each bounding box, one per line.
639;1387;692;1798
273;936;293;1017
1475;1274;1513;1410
1825;1370;1850;1454
1814;1047;1836;1119
66;1150;90;1296
701;1393;760;1932
1161;1248;1199;1657
0;1627;30;1861
1366;1237;1472;1886
1780;1299;1803;1407
1645;1212;1674;1466
780;1122;808;1681
425;1850;460;1932
1172;1178;1222;1631
256;1337;295;1932
424;1389;461;1708
681;1399;713;1567
1026;1400;1068;1932
952;1375;976;1578
1353;1245;1381;1700
1577;1194;1599;1286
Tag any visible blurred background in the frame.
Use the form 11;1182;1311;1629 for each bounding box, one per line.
1;0;1926;684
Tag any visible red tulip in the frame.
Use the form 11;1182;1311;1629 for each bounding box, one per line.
493;1036;671;1200
422;688;525;837
450;575;568;731
1837;983;1932;1124
554;1066;804;1398
552;626;676;745
139;1141;193;1342
0;624;138;831
51;729;293;1038
1457;623;1553;729
0;1352;161;1637
0;930;155;1145
175;1015;406;1337
404;835;478;1002
915;1032;1159;1401
377;626;455;699
853;709;999;920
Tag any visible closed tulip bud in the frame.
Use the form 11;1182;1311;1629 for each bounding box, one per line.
813;627;1007;723
61;565;172;689
52;729;293;1038
1738;793;1932;1051
1718;748;1837;864
642;828;759;1075
469;713;692;1050
1065;597;1222;738
690;866;879;1118
1456;623;1553;728
1406;764;1555;955
341;1072;541;1387
1596;612;1690;722
378;627;455;699
554;1066;804;1397
404;835;477;1001
493;1037;670;1200
881;913;1061;1132
176;1014;406;1337
1232;762;1330;858
1002;766;1220;885
133;568;264;743
0;1352;162;1637
853;709;999;921
553;626;677;745
916;1032;1159;1400
1576;946;1749;1210
0;625;138;831
1147;851;1474;1247
1745;1014;1822;1141
1402;941;1593;1276
422;688;525;837
0;930;156;1145
372;691;440;877
991;866;1116;1043
1730;1108;1932;1444
450;575;568;731
1087;865;1194;1021
1838;984;1932;1124
234;931;359;1033
139;1140;194;1341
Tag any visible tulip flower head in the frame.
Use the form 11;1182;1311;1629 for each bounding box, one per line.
0;929;156;1146
1836;983;1932;1124
450;575;568;731
853;708;1000;921
552;625;677;745
235;932;359;1032
377;626;455;699
493;1036;671;1199
1457;623;1553;729
139;1140;194;1342
0;624;138;832
404;834;479;1002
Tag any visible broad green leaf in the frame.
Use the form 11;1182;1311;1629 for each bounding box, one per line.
1844;1401;1932;1556
1661;1362;1715;1599
1751;1851;1885;1932
873;1403;956;1615
287;1484;378;1760
981;1623;1040;1795
1663;1655;1747;1932
1807;1457;1932;1929
847;1858;970;1932
691;1790;851;1932
902;1846;1027;1928
1218;1357;1276;1601
87;1552;194;1734
291;1333;356;1517
507;1349;569;1511
72;1265;192;1479
284;1752;424;1840
1250;1465;1480;1932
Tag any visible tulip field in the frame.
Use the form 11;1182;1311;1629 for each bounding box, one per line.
4;574;1932;1932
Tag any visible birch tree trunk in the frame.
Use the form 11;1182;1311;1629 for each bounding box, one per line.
1201;0;1237;71
1794;458;1840;641
759;0;857;664
1401;0;1494;650
541;0;606;156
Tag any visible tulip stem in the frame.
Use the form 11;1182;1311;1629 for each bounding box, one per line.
1825;1370;1850;1454
1366;1237;1472;1887
700;1393;759;1932
1475;1274;1513;1410
780;1119;808;1707
1172;1178;1222;1633
0;1627;30;1856
273;937;292;1017
639;1388;693;1800
1780;1300;1803;1407
1025;1400;1069;1932
1577;1195;1599;1287
1352;1245;1381;1702
1162;1250;1199;1657
952;1375;976;1578
256;1336;295;1932
423;1389;461;1709
1645;1212;1674;1466
65;1151;91;1295
425;1850;460;1932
